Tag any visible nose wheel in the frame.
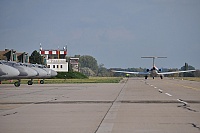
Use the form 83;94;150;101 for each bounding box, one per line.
28;80;33;85
14;79;21;87
40;80;44;84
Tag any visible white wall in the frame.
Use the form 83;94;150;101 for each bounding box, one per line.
47;59;68;72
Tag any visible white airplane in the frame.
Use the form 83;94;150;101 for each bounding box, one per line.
0;62;20;81
112;56;196;79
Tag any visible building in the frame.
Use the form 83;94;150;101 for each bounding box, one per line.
70;58;79;72
39;46;68;72
0;49;29;63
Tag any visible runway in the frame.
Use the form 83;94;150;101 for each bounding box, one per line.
0;78;200;133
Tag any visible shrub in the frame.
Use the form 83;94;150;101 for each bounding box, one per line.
55;72;88;79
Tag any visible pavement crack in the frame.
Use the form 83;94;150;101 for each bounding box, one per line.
3;112;18;117
177;104;198;112
94;78;128;133
188;123;200;130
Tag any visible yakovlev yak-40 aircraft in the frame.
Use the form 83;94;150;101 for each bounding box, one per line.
112;56;196;79
0;61;57;87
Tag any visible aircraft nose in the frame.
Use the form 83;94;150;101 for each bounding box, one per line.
26;67;38;77
0;67;6;76
51;70;57;77
6;66;20;77
10;67;20;77
37;68;48;77
0;65;19;77
17;67;28;76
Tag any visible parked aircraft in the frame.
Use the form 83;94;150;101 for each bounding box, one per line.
0;61;57;87
0;62;20;81
112;56;196;79
23;63;57;84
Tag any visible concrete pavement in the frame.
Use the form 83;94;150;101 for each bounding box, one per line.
0;78;200;133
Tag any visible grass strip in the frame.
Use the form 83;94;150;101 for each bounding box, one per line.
1;77;123;84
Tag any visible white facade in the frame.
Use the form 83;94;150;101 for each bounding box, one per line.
39;47;68;72
47;59;68;72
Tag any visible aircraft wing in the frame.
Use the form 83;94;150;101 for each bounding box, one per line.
112;70;150;75
157;70;196;75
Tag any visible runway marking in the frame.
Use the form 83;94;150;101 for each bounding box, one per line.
165;93;172;97
154;87;157;88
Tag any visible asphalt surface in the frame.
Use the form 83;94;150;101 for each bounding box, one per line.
0;78;200;133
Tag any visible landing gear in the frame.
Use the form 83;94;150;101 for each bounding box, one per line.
40;80;44;84
153;77;155;79
28;80;33;85
14;79;21;87
145;76;148;79
160;75;163;79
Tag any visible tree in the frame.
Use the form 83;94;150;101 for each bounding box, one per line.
79;55;98;75
97;64;110;77
80;67;96;76
180;63;195;71
180;63;195;77
29;50;44;64
194;70;200;77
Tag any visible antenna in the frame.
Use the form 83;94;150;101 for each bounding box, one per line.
40;43;42;50
141;56;167;67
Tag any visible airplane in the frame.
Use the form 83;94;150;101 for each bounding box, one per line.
0;61;57;87
112;56;196;79
0;62;20;83
23;63;57;84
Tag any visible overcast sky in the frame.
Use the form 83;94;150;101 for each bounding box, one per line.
0;0;200;69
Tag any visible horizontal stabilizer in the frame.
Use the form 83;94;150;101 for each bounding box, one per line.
141;56;167;59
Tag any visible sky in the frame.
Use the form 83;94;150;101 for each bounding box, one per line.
0;0;200;69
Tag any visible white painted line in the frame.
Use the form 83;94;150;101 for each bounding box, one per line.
165;93;172;96
154;87;157;88
177;99;188;105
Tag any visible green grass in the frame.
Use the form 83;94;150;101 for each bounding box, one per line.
1;77;123;84
174;77;200;82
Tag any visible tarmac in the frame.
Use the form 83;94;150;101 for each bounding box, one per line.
0;78;200;133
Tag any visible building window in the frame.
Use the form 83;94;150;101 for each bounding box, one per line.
47;65;50;68
60;65;62;68
53;65;55;68
57;65;59;68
